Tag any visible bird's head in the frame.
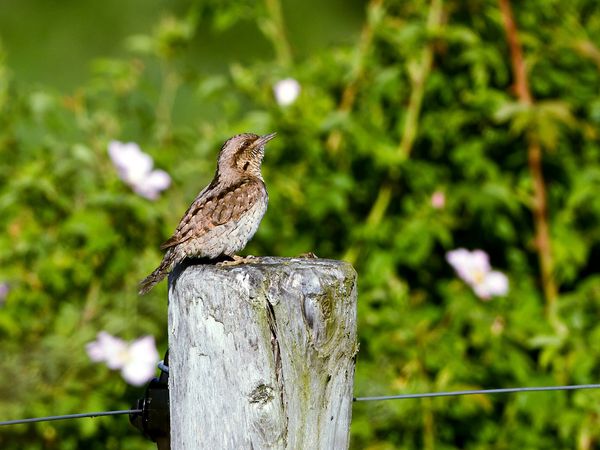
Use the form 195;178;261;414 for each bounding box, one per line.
217;132;276;179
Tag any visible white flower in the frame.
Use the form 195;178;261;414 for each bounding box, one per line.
86;332;159;386
446;249;490;286
431;191;446;209
132;170;171;200
446;248;509;300
474;271;509;300
108;141;171;200
86;331;128;368
273;78;300;106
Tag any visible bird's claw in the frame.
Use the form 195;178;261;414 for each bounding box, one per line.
217;255;256;267
298;252;318;259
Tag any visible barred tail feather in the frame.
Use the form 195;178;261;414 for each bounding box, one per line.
138;252;176;295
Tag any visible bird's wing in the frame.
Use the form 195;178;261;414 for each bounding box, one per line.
160;178;265;250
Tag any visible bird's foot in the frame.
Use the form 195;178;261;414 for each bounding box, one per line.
297;252;318;259
217;255;256;267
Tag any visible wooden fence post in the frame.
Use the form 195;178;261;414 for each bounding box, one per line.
167;257;358;449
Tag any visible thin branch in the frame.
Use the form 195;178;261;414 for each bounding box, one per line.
498;0;532;104
343;0;444;264
326;0;383;154
498;0;558;315
399;0;444;159
574;39;600;71
155;68;181;144
263;0;293;66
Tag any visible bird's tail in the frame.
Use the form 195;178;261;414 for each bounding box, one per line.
138;252;176;295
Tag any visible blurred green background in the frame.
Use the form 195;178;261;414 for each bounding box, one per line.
1;0;600;448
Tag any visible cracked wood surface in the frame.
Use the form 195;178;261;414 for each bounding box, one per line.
167;257;358;450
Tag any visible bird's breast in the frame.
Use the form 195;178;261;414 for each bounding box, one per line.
185;189;267;259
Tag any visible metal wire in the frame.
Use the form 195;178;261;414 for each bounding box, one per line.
0;409;142;426
2;383;600;426
353;383;600;402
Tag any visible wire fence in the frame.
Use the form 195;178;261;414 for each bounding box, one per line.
353;383;600;402
2;383;600;427
0;410;141;426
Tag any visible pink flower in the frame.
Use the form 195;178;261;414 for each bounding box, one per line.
446;248;509;300
431;191;445;209
273;78;300;106
0;282;8;306
86;332;159;386
108;141;171;200
86;331;128;368
474;270;509;299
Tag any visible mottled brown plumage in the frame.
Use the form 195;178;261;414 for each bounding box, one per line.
139;132;275;294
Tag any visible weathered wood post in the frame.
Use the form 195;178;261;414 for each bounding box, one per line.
167;256;357;449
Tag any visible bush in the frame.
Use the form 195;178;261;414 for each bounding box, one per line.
1;1;600;448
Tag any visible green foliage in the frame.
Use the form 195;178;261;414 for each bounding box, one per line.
1;0;600;448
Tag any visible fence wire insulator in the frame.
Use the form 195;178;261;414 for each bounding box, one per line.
130;349;170;443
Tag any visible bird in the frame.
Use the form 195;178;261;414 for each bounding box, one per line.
138;132;276;295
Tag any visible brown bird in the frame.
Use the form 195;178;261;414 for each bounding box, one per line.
138;132;276;295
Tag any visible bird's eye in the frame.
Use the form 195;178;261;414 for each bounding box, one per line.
238;140;251;152
243;162;250;170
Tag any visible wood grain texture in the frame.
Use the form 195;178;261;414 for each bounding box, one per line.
167;257;358;450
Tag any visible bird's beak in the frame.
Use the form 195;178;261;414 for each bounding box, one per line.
255;132;277;147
